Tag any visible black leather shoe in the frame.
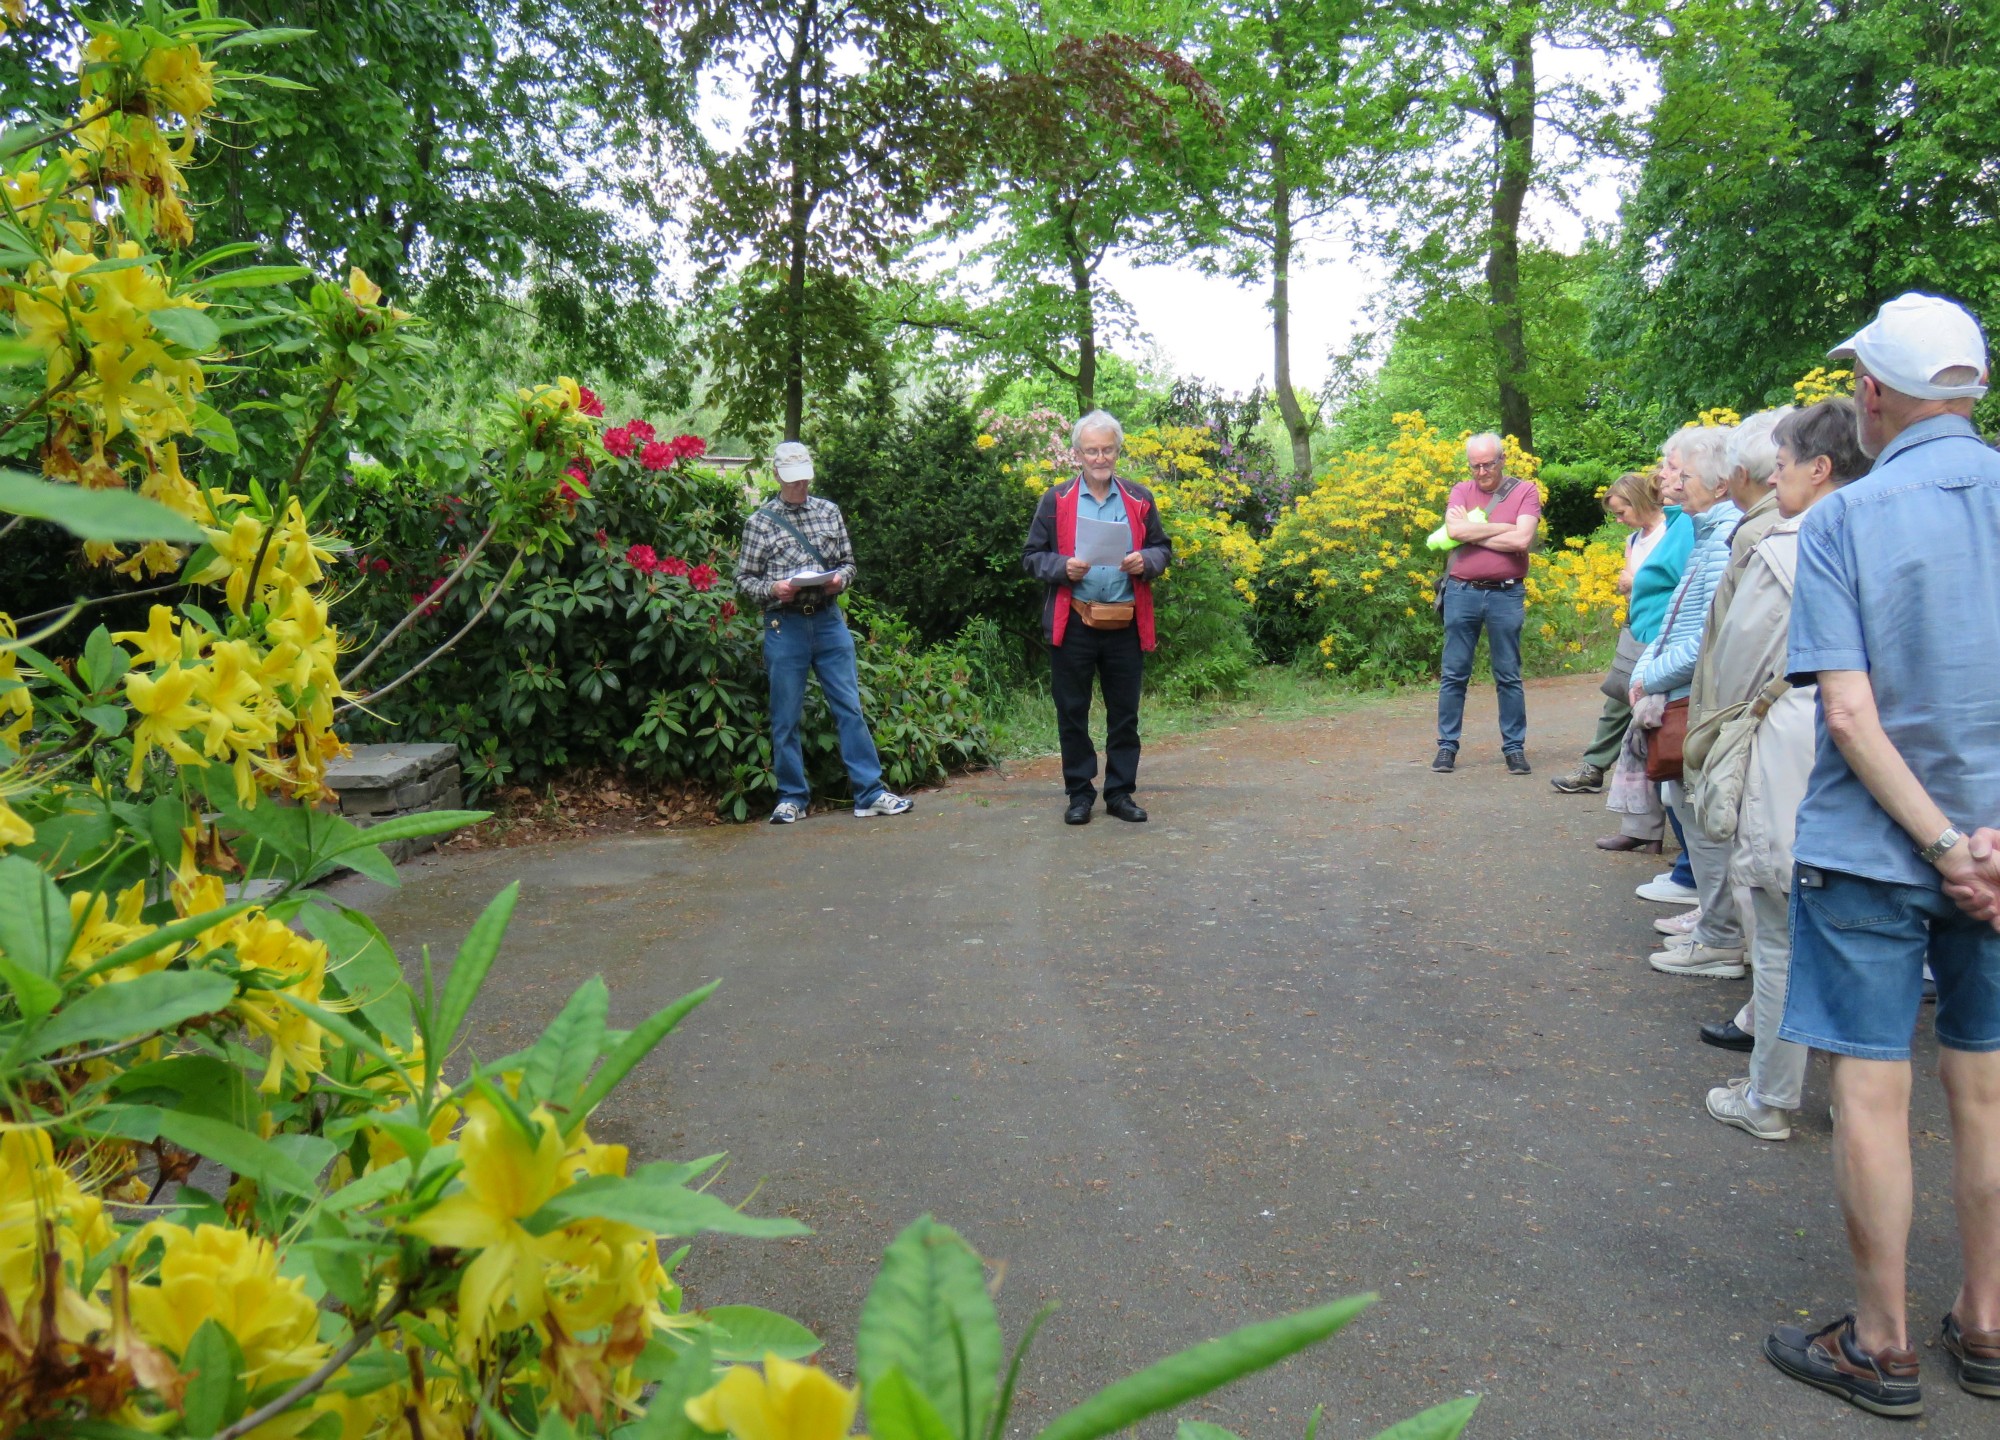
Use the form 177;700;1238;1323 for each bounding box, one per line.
1430;747;1455;773
1064;800;1092;826
1105;796;1147;823
1504;749;1532;775
1700;1018;1755;1052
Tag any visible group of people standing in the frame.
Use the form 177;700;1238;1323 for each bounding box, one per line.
1453;293;1999;1421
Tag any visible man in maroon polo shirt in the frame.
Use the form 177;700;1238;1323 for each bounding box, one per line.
1432;431;1542;774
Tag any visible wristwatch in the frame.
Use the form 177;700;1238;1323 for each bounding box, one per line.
1918;826;1965;865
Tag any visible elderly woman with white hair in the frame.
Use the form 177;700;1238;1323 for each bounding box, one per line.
1625;424;1748;978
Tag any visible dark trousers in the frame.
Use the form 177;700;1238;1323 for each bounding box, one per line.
1050;621;1143;803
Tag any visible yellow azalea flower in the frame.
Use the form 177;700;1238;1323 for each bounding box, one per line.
123;664;204;788
189;510;266;614
114;605;189;668
403;1097;569;1343
127;1223;328;1391
65;881;153;976
686;1355;863;1440
347;267;383;307
0;1128;117;1350
0;796;32;848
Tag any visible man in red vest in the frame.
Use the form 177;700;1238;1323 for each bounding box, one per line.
1022;410;1174;825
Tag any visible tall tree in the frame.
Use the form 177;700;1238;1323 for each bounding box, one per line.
668;0;959;440
1176;0;1425;482
1380;0;1649;454
1593;0;2000;423
894;3;1220;415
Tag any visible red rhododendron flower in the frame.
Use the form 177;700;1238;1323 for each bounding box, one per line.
602;425;635;458
626;544;660;573
655;555;689;578
372;557;391;575
626;419;656;444
412;577;447;617
578;386;604;417
594;528;609;546
719;600;738;620
639;440;674;471
688;563;718;592
559;465;591;502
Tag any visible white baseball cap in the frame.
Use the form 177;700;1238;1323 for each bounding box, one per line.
1829;293;1989;401
774;440;814;483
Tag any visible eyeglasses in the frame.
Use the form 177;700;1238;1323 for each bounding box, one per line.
1469;459;1501;471
1080;446;1119;460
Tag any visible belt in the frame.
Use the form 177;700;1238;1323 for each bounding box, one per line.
767;594;837;617
1454;577;1521;591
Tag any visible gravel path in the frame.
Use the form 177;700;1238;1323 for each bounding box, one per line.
338;675;1976;1437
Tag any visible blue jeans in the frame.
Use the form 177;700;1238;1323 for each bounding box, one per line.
1436;579;1526;753
762;607;885;809
1781;864;2000;1060
1664;807;1695;888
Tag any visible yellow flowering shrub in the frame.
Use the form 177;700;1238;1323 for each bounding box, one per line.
1792;366;1855;406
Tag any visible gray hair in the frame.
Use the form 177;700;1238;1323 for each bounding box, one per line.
1675;424;1736;490
1072;410;1124;450
1465;431;1504;459
1727;406;1792;482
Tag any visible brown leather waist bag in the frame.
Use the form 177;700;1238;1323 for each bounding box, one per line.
1070;597;1134;630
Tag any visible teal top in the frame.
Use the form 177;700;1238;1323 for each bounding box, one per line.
1626;506;1693;643
1073;481;1135;604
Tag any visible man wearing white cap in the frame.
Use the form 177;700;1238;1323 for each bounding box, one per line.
733;441;912;824
1761;293;2000;1417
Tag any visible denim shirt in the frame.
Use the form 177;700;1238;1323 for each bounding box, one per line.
1073;481;1135;604
1788;413;2000;889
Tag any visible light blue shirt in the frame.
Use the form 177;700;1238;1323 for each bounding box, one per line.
1787;413;2000;890
1073;480;1135;604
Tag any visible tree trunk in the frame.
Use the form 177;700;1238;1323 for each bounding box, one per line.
1058;201;1096;413
1269;140;1313;483
781;0;818;441
1485;15;1536;455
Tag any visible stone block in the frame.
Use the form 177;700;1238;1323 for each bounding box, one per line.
324;743;459;794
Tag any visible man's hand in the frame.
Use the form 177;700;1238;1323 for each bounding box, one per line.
1064;556;1090;582
774;579;798;602
1940;827;2000;930
1444;504;1471;541
1119;551;1145;576
824;573;846;595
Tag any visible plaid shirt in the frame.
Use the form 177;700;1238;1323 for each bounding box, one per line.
734;494;858;607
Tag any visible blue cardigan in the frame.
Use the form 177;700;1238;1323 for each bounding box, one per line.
1626;507;1692;644
1635;499;1743;700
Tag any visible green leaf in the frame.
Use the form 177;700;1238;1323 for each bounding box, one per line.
148;306;223;354
151;1109;324;1199
570;980;717;1129
618;1331;714;1440
108;1054;256;1125
321;809;488;858
181;1318;247;1433
296;900;409;1041
708;1305;823;1363
1366;1398;1479;1440
80;703;128;736
1032;1296;1375;1440
868;1368;959;1440
0;469;203;542
857;1215;1002;1440
1178;1425;1245;1440
212;28;319;53
323;1156;412;1214
521;1177;809;1242
192;402;240;454
435;883;519;1051
0;854;74;976
521;977;608;1109
0;957;61;1027
30;970;235;1058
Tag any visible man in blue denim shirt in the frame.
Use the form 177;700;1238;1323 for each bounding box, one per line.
1762;294;2000;1418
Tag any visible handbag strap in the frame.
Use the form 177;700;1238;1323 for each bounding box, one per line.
763;503;830;571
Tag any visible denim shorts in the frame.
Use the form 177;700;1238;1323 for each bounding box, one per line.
1779;864;2000;1060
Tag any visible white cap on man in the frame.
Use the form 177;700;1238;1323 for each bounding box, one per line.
1829;292;1990;401
774;441;814;483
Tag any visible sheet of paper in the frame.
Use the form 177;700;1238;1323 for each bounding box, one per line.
787;569;840;587
1073;517;1131;568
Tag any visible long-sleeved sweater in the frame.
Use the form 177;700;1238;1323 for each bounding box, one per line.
1633;498;1742;700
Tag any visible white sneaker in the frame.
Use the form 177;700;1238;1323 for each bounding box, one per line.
1651;943;1747;979
1654;906;1703;936
769;801;805;824
1706;1077;1792;1141
1636;876;1700;904
854;791;912;818
1647;933;1695;963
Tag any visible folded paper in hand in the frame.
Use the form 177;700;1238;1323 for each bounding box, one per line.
787;568;840;588
1073;516;1131;569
